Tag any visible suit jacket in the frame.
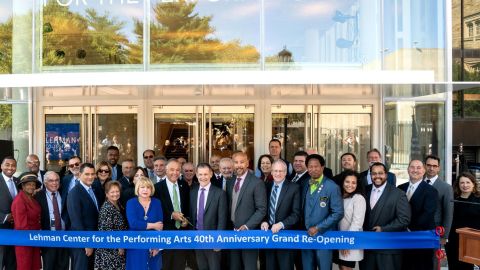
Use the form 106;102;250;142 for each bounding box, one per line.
153;179;190;230
226;172;267;229
66;183;102;231
34;189;70;230
431;178;454;238
360;170;396;187
59;174;77;200
302;176;343;233
111;164;123;181
189;183;227;230
0;174;18;229
398;181;438;231
265;180;300;229
211;174;223;189
364;183;410;254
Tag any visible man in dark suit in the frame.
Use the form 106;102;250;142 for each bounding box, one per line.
106;146;123;180
424;155;453;269
153;156;167;183
34;171;69;270
212;157;234;191
332;152;358;186
153;159;190;270
360;149;396;187
209;154;223;187
360;162;411;270
67;163;102;270
261;160;300;270
60;156;82;200
25;154;46;187
118;159;134;192
190;163;227;270
227;151;267;270
398;160;438;270
302;154;343;270
0;156;18;270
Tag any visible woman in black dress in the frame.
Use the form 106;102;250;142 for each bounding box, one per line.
94;181;128;270
446;172;480;270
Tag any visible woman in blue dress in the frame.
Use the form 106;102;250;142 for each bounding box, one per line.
126;177;164;270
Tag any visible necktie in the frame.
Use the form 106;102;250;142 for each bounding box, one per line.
51;192;62;230
88;188;98;210
197;188;205;230
406;185;414;201
292;174;299;183
149;170;155;181
173;184;181;229
234;178;241;193
370;188;380;209
269;185;279;225
112;166;117;180
426;179;431;185
7;178;16;198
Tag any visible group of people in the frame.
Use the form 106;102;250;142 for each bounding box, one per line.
0;140;479;270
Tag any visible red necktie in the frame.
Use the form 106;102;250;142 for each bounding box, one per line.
234;178;241;193
52;192;62;230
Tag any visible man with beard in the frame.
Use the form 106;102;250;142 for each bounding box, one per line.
60;156;82;199
360;162;410;270
25;154;46;186
106;146;122;180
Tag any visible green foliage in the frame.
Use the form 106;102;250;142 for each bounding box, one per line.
0;18;12;74
0;104;12;130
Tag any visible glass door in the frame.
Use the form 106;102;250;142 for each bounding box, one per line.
44;106;138;171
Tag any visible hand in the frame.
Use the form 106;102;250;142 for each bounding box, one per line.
6;214;13;223
85;248;93;256
181;219;188;228
440;238;447;245
271;223;283;234
118;249;125;256
308;226;319;237
237;225;248;231
340;249;350;256
372;226;382;232
261;222;269;231
150;249;160;257
172;211;184;221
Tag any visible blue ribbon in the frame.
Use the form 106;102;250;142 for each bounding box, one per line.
0;229;439;250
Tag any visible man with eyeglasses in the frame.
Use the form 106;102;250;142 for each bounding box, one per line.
142;149;156;181
106;146;122;181
25;154;46;186
424;155;453;269
60;156;82;199
34;171;70;270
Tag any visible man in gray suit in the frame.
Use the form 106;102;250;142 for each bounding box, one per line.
360;162;411;270
0;156;18;270
226;151;267;270
190;163;227;270
424;155;453;268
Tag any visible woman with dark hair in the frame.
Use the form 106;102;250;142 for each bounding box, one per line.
257;154;274;183
446;172;480;270
95;181;128;270
334;170;366;270
11;172;42;270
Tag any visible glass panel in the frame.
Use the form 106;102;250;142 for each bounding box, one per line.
207;106;254;164
453;1;480;81
383;0;446;80
94;110;138;166
0;103;29;172
271;105;311;162
0;0;12;74
45;113;84;172
150;0;260;70
154;106;198;162
384;101;445;185
265;0;380;70
318;105;372;175
383;84;447;98
41;0;143;68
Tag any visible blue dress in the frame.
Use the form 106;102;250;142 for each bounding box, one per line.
126;197;163;270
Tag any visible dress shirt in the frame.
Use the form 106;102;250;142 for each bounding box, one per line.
367;170;372;185
46;190;65;230
2;172;16;198
292;171;307;183
69;176;79;191
166;179;182;209
407;180;422;199
156;175;166;183
370;182;387;208
196;183;211;214
425;175;438;185
235;171;248;192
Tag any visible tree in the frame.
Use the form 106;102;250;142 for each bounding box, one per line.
0;18;12;74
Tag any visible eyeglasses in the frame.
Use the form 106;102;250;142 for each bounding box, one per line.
98;169;110;174
143;155;154;159
68;162;80;168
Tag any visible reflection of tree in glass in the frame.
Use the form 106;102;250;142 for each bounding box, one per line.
148;0;259;64
42;0;131;65
0;18;12;74
0;105;12;130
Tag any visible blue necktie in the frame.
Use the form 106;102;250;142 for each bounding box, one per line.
197;188;205;230
7;179;16;198
88;188;98;210
112;166;117;180
269;185;279;225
